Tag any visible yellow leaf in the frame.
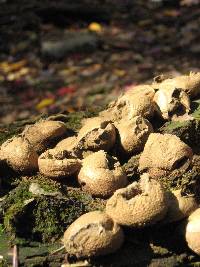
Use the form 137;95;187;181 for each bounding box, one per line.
88;22;102;33
36;98;55;110
114;69;126;77
0;60;27;73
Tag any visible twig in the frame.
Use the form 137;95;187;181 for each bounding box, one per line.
12;245;18;267
50;245;65;255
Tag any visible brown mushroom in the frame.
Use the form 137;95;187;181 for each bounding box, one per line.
106;173;168;227
77;117;116;152
185;208;200;255
100;85;155;122
153;72;200;99
0;136;38;173
63;211;124;258
139;133;193;173
115;115;153;155
153;87;190;120
164;190;198;223
78;150;127;198
38;148;81;179
22;120;67;154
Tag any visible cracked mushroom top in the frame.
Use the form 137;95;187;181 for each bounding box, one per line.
63;210;124;258
106;173;168;227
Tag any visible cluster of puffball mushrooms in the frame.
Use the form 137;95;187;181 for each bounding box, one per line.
1;72;200;259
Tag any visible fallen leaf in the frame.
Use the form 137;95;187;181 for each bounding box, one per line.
88;22;102;33
36;98;55;110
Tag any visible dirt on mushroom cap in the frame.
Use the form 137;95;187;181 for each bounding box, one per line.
63;210;124;258
22;120;67;154
0;136;38;173
78;150;127;198
38;148;81;179
153;87;191;120
77;117;116;152
106;173;168;227
115;115;153;155
139;133;193;173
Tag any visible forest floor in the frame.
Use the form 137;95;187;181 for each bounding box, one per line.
0;1;200;125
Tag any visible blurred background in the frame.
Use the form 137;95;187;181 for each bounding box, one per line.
0;0;200;124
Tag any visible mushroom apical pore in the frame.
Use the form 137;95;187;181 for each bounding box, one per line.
63;211;124;258
38;148;81;179
185;208;200;255
115;115;153;155
164;190;198;223
0;136;38;173
100;85;155;122
153;87;190;120
77;117;116;152
139;133;193;173
106;173;168;227
22;120;67;154
78;150;127;198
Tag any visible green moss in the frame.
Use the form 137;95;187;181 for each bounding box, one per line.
2;179;105;243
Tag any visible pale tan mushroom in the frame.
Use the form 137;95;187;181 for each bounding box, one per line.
78;150;127;198
153;72;200;99
63;211;124;258
106;173;168;227
164;190;198;223
139;133;193;173
38;148;81;179
153;87;191;120
22;120;67;153
0;136;38;173
56;136;77;151
76;117;116;152
100;85;155;122
185;208;200;255
115;115;153;155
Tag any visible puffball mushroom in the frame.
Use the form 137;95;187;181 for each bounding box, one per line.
115;115;153;155
153;72;200;99
76;117;116;152
63;211;124;258
139;133;193;173
56;136;77;151
78;150;127;198
106;173;168;227
164;190;198;223
38;148;81;179
100;85;155;122
185;208;200;255
153;87;190;120
22;120;67;154
0;136;38;173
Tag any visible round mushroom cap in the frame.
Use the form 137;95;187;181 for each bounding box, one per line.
100;85;155;122
185;208;200;255
106;173;168;227
153;87;190;120
63;211;124;258
164;190;198;223
78;150;127;198
139;133;193;173
38;148;81;179
56;136;77;151
153;72;200;99
115;116;153;155
0;136;38;173
22;120;67;154
77;117;116;152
